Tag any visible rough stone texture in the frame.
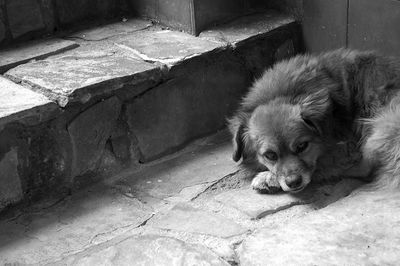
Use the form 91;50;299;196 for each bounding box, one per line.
214;179;364;219
39;0;57;33
114;131;235;202
126;52;250;161
150;203;248;238
0;76;58;126
68;96;121;177
0;38;78;73
0;148;23;210
69;18;152;41
238;190;400;266
199;11;295;45
6;0;45;38
116;29;223;65
55;0;116;25
5;48;162;107
214;188;314;220
58;235;229;266
275;39;296;62
0;18;5;43
0;184;153;265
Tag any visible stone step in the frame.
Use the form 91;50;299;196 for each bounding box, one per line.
0;38;79;74
0;10;301;212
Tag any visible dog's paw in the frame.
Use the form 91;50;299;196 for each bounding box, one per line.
251;171;281;194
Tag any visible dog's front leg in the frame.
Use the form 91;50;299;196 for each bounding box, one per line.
251;171;281;194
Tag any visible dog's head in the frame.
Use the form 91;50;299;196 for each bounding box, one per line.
231;88;331;193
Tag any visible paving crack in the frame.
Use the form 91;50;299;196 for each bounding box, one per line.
228;239;245;266
86;213;155;247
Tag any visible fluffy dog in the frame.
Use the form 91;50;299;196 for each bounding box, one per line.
229;49;400;193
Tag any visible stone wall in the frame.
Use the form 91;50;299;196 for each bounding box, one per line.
0;12;301;211
0;0;123;47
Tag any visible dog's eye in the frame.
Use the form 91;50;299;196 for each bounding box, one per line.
295;142;309;153
264;150;278;161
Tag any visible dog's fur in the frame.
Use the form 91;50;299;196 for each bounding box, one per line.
229;49;400;193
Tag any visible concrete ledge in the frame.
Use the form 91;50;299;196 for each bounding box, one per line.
0;11;302;212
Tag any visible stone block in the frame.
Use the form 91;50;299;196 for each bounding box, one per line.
18;123;71;197
150;203;248;238
0;38;78;73
0;18;5;43
126;0;156;18
157;0;193;33
116;28;223;65
126;51;250;161
193;0;245;35
0;148;23;210
38;0;57;33
0;77;58;127
232;23;300;77
6;0;45;38
68;96;121;177
55;0;117;25
5;47;163;107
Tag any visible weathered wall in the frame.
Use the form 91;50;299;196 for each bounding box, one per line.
302;0;400;56
0;0;124;47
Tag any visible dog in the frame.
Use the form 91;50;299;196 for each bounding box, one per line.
229;49;400;193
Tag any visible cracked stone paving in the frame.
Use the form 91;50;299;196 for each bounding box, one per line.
1;130;399;265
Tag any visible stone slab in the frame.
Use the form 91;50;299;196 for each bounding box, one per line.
0;38;79;73
117;131;236;201
214;179;364;219
0;184;153;265
68;96;121;177
0;148;23;210
199;11;295;45
150;203;248;238
116;29;223;65
5;48;162;107
6;0;45;38
0;76;58;126
69;18;153;41
57;235;229;266
214;188;313;220
238;189;400;266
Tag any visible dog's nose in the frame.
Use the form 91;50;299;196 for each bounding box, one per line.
285;175;303;189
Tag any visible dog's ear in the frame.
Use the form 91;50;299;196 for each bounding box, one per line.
229;116;248;162
299;89;331;133
232;124;246;162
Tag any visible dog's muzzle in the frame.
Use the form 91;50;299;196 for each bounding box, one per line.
279;174;306;192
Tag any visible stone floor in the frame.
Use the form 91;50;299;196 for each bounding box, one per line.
1;130;399;265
